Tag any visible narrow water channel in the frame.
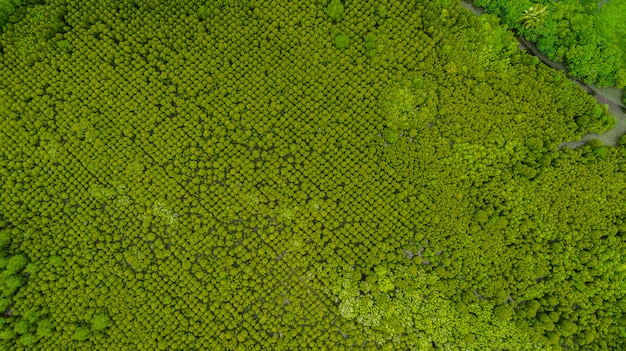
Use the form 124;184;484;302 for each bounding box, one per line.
459;0;626;148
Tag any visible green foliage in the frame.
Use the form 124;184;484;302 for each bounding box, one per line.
476;0;626;87
22;262;38;275
567;38;623;87
558;319;579;337
13;319;30;335
56;39;70;50
0;330;15;341
331;265;543;348
364;32;377;57
5;254;27;273
35;320;53;338
0;231;9;249
494;304;513;320
473;210;489;224
380;82;430;131
334;33;349;50
324;0;344;21
377;4;387;17
0;225;36;348
48;255;62;268
72;326;91;341
411;78;423;89
197;5;207;20
617;69;626;90
0;0;20;28
0;0;624;350
1;275;22;296
525;136;543;151
90;314;111;331
0;297;10;311
18;333;37;346
521;4;548;29
620;134;626;147
21;309;39;323
595;0;626;67
382;128;398;145
592;144;609;159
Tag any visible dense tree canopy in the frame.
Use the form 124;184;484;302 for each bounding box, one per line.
0;0;624;350
473;0;626;90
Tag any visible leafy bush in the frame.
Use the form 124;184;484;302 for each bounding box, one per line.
334;32;349;50
35;320;53;338
12;320;30;335
0;231;9;249
0;0;20;28
18;333;37;346
382;128;399;144
90;314;111;331
72;326;90;341
324;0;344;21
5;254;27;273
377;4;387;17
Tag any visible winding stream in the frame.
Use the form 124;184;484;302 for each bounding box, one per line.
459;0;626;149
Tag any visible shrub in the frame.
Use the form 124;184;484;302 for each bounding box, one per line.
334;33;350;50
0;230;9;249
23;262;38;275
525;137;544;151
616;68;626;90
364;32;377;49
91;314;111;331
73;326;91;341
494;304;513;320
5;254;27;273
324;0;344;21
382;128;398;144
411;78;424;89
36;320;54;338
13;320;30;335
0;0;20;28
0;329;15;341
558;320;578;337
18;334;37;346
377;4;387;17
2;274;23;296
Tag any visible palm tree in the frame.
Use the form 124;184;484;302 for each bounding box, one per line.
522;4;549;29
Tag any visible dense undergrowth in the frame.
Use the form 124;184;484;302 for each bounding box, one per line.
0;0;625;350
595;0;626;78
0;0;18;28
0;0;45;31
473;0;626;100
